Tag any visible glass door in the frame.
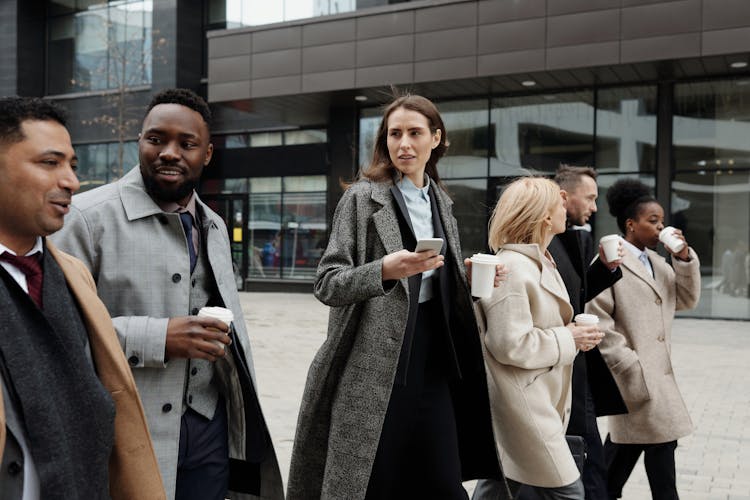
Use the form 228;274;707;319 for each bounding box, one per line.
201;194;247;290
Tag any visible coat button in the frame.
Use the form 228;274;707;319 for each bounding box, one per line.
157;215;168;225
7;461;22;476
655;297;662;305
128;355;139;366
191;307;199;315
172;273;182;283
162;403;172;413
657;336;665;342
188;395;193;404
191;279;196;287
191;367;198;376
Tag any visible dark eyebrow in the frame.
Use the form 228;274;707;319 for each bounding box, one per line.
40;150;66;158
143;127;199;139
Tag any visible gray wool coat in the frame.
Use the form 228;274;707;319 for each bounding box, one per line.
51;167;283;500
585;247;700;444
287;178;504;500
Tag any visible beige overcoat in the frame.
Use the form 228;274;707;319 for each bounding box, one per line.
475;244;579;488
0;242;165;499
585;247;700;444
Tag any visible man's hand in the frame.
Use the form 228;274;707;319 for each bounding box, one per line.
164;316;231;361
599;241;624;271
382;249;444;281
464;258;508;287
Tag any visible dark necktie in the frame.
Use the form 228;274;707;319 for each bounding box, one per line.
179;212;197;273
0;251;43;308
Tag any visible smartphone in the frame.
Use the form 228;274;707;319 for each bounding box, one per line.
414;238;444;253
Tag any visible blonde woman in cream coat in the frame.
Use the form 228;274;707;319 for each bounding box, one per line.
474;177;604;500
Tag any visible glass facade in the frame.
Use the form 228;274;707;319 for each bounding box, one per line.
202;175;327;284
672;80;750;319
358;82;750;319
75;140;138;192
208;0;356;28
47;0;152;95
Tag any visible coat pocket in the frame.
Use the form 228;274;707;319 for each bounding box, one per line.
611;358;650;411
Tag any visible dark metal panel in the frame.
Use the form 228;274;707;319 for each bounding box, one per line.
207;144;328;179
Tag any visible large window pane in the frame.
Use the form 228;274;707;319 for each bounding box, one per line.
491;91;594;176
444;178;489;258
47;0;152;94
439;100;489;179
673;79;750;319
595;86;657;173
248;178;282;279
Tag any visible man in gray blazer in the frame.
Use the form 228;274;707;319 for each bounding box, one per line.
52;89;282;500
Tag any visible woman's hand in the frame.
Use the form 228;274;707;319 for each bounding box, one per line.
567;323;604;352
464;258;509;287
667;228;691;261
382;249;444;281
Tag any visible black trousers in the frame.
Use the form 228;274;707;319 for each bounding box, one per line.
365;300;467;500
176;397;230;500
604;434;678;500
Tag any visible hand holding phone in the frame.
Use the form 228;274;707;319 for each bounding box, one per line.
414;238;443;253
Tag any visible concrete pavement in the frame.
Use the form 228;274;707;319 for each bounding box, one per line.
239;292;750;499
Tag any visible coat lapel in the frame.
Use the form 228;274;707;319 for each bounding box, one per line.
371;183;405;256
622;250;663;299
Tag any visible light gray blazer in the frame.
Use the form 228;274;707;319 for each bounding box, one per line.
51;167;282;500
586;247;700;444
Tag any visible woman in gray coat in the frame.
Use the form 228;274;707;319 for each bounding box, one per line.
287;95;507;500
586;179;700;500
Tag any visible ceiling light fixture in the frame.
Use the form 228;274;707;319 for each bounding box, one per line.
521;80;536;87
730;61;748;69
354;95;368;102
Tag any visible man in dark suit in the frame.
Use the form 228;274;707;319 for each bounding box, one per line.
0;97;164;499
547;165;628;500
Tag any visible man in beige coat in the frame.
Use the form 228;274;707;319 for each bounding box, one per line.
0;96;164;499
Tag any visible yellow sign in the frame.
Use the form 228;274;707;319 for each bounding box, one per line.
233;227;242;242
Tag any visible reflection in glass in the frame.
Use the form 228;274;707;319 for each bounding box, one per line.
358;110;381;171
491;91;594;176
284;129;327;145
75;140;137;192
216;0;356;27
673;80;750;320
595;86;657;173
439;100;489;179
444;178;489;259
47;0;152;94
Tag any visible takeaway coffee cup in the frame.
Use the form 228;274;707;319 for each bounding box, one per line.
470;253;500;298
659;226;686;253
197;306;233;350
600;234;621;262
574;313;599;326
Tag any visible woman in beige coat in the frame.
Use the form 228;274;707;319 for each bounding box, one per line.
475;177;604;500
585;179;700;500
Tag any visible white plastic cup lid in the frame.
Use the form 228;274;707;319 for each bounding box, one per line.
600;234;620;243
574;313;599;324
197;306;234;326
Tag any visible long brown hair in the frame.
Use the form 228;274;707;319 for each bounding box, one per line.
359;94;448;185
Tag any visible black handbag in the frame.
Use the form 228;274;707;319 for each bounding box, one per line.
566;435;587;473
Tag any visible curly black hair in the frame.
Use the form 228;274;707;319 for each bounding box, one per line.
606;178;657;233
0;97;68;146
145;88;211;129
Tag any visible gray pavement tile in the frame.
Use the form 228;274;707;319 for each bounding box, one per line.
239;292;750;498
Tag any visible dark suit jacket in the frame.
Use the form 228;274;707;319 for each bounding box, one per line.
548;229;627;434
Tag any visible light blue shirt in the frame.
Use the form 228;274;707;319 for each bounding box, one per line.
397;175;436;303
623;238;654;279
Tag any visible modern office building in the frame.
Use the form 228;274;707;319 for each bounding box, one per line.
2;0;749;319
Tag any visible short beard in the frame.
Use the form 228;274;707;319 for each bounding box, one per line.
142;174;198;204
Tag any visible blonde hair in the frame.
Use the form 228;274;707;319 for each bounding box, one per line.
488;177;561;252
